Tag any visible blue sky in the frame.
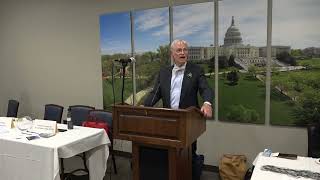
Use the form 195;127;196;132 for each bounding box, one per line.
99;12;131;55
100;0;320;55
134;7;169;54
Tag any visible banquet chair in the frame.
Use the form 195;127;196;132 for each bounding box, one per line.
60;105;95;179
89;109;117;174
44;104;64;123
7;99;19;117
68;105;95;126
307;123;320;158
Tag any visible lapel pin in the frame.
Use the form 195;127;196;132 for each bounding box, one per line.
187;72;192;78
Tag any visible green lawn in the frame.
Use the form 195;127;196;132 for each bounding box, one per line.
269;89;296;126
297;58;320;69
206;73;295;125
270;69;320;126
213;74;266;124
103;78;134;110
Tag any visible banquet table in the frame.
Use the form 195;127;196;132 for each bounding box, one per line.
0;122;110;180
251;152;320;180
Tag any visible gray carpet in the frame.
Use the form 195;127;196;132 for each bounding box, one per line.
104;156;220;180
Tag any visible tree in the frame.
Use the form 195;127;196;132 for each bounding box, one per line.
299;61;312;70
276;52;297;66
293;91;320;126
208;57;215;74
302;47;320;58
157;45;170;66
290;74;305;92
228;55;236;67
291;49;303;57
226;69;239;85
247;65;258;78
226;104;260;123
208;56;229;71
219;56;229;69
140;51;157;62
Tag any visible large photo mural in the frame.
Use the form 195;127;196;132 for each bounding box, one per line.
99;0;320;126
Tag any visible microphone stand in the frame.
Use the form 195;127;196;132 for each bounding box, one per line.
120;61;128;105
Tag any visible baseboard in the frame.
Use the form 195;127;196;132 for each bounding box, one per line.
113;150;219;173
203;164;219;173
113;150;132;158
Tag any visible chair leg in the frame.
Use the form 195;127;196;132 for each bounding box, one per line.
60;158;65;180
83;152;89;173
65;153;89;179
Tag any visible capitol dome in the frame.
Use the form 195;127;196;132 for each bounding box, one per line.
224;16;243;47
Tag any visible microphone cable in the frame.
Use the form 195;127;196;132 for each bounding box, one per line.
112;61;116;107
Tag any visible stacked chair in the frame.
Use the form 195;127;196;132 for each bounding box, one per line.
89;109;117;174
44;104;64;123
68;105;95;126
307;123;320;158
61;105;95;179
7;99;19;117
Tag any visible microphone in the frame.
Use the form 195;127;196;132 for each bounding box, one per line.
114;57;135;63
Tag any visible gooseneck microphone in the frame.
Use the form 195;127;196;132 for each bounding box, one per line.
148;83;160;107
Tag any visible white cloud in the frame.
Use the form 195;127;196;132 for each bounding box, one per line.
152;24;169;36
271;0;320;48
135;8;168;31
217;0;320;48
106;0;319;54
173;3;214;39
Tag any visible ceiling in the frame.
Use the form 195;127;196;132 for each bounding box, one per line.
95;0;214;14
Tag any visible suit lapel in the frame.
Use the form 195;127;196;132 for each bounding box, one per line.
179;63;192;106
164;66;173;107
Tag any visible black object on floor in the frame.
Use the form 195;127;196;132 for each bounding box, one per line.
192;154;204;180
64;174;89;180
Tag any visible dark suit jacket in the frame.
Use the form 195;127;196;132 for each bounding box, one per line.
144;62;213;109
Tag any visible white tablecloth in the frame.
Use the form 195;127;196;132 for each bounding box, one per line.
251;153;320;180
0;123;110;180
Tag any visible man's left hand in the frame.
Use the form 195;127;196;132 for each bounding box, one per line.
201;103;212;118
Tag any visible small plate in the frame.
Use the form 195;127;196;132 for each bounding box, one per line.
315;159;320;165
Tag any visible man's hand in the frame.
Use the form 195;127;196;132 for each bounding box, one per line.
201;103;212;118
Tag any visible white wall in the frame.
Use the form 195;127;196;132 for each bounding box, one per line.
0;0;103;118
0;0;308;167
198;121;307;166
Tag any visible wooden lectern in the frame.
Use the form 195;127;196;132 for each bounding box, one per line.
113;104;206;180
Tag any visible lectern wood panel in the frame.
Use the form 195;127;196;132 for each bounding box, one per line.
113;105;205;148
113;106;186;148
118;114;180;139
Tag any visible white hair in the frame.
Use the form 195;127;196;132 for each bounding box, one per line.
170;39;188;51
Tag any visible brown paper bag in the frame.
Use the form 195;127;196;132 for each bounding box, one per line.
219;154;247;180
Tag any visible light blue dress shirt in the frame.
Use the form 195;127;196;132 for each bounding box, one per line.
170;63;186;109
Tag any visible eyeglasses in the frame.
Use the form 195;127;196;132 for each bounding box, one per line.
175;48;188;53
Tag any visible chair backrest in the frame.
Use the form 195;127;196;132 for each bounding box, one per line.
44;104;64;123
89;110;113;127
307;123;320;158
7;99;19;117
69;105;95;126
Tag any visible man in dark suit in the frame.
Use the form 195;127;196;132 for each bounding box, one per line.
144;39;213;180
144;39;213;116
